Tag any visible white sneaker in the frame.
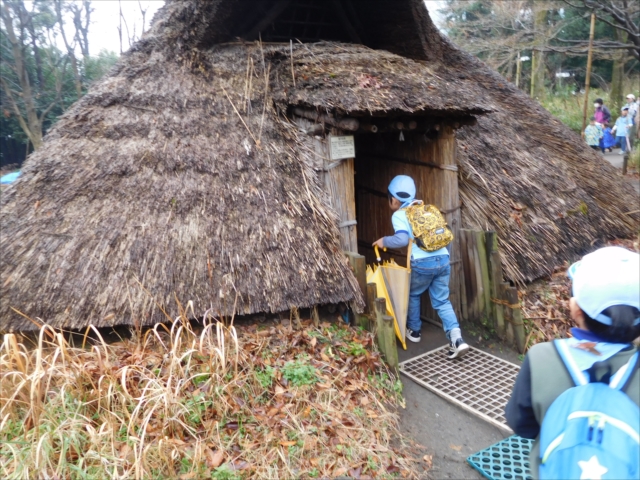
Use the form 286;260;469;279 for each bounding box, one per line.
406;329;421;343
448;338;470;359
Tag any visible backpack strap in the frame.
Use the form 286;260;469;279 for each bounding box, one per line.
553;339;589;386
609;351;640;391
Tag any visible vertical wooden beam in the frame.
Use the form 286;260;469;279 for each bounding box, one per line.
345;251;366;301
486;232;506;337
501;282;515;345
366;282;377;317
474;230;491;322
505;287;526;353
327;156;357;252
375;297;397;369
419;124;463;321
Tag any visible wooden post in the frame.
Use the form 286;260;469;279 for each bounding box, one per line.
501;282;515;345
622;152;629;175
375;297;397;368
485;232;506;337
423;124;463;320
382;315;399;370
355;315;370;332
474;230;491;322
582;12;596;135
366;282;377;318
505;287;526;353
345;251;367;307
312;305;320;327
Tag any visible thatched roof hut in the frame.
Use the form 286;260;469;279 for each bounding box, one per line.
1;0;637;332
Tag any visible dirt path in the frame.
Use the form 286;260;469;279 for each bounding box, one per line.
398;322;522;479
603;149;640;194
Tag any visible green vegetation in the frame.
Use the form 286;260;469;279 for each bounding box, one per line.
281;356;319;387
0;320;415;478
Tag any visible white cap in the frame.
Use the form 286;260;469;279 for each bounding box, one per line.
627;94;636;100
568;247;640;325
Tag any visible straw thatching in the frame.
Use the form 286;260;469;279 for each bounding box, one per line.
0;0;488;332
1;0;638;332
440;49;640;284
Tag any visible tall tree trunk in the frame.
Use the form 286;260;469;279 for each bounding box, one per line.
0;3;44;149
530;7;547;101
54;0;82;100
610;29;628;113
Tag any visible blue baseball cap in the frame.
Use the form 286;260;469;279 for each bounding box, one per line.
568;247;640;325
388;175;416;205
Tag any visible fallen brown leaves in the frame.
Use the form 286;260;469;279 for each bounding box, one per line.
1;318;422;479
521;239;639;349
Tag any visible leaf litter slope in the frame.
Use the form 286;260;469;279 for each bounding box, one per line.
0;318;425;479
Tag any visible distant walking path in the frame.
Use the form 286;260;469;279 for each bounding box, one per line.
603;149;640;194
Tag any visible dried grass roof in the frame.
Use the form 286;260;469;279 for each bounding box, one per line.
438;48;640;283
269;44;492;116
1;0;638;331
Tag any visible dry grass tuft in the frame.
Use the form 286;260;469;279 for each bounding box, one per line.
1;315;419;479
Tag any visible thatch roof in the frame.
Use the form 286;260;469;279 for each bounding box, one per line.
437;49;639;283
270;45;492;117
1;0;638;331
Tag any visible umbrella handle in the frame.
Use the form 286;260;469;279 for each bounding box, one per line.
374;245;387;262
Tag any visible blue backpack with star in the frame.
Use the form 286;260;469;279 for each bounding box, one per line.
539;340;640;480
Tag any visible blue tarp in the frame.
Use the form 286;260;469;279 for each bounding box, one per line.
0;171;20;184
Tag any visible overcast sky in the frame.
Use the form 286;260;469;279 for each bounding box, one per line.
85;0;446;56
85;1;163;55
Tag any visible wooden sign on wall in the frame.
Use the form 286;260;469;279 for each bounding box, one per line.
330;135;356;160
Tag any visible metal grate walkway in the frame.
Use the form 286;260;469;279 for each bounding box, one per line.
399;345;520;431
467;435;534;480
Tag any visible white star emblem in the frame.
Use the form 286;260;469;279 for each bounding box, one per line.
578;455;608;480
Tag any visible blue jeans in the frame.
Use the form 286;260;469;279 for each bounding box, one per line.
617;136;628;152
407;255;459;337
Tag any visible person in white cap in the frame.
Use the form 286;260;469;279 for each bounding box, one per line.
372;175;469;358
612;106;632;154
505;246;640;479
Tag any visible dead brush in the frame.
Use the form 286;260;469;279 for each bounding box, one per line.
1;313;419;479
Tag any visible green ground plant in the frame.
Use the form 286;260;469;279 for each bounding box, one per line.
0;319;416;479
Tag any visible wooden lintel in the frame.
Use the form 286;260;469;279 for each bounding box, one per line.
291;107;359;132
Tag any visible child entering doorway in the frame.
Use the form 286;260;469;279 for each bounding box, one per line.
372;175;469;359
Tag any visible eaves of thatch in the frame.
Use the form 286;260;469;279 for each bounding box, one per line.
268;44;493;117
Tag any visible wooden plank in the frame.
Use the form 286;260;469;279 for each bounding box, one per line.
345;251;366;303
375;297;397;369
460;229;475;320
501;282;515;345
382;315;399;370
366;282;377;318
505;287;526;353
486;232;506;338
474;230;491;323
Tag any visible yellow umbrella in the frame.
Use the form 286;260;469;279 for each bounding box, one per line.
367;242;413;350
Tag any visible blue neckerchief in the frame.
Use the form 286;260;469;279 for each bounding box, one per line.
560;331;631;376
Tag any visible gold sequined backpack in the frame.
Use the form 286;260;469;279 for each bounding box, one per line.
404;201;453;252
